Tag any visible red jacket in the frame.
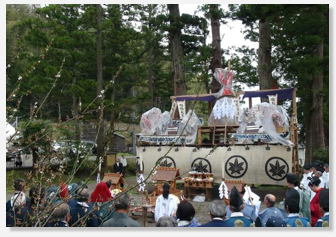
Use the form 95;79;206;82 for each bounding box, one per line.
310;187;322;227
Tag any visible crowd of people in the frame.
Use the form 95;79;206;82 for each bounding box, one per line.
6;160;329;227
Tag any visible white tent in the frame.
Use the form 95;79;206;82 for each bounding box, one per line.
6;122;16;141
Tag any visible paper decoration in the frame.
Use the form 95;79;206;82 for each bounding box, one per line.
214;68;235;96
212;97;236;120
268;94;278;105
243;186;261;217
218;180;229;200
138;135;186;145
170;101;177;117
177;101;186;119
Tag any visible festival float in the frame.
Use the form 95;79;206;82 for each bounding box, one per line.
135;65;299;186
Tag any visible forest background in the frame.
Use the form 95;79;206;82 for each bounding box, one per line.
3;2;333;234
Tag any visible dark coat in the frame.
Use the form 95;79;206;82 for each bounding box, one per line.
69;203;98;227
198;219;227;227
113;162;124;175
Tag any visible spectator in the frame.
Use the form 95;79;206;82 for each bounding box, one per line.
198;200;227;227
102;193;140;227
223;186;254;227
315;188;329;227
154;182;179;222
69;189;98;227
255;194;287;227
283;188;311;227
6;190;27;227
47;203;71;227
176;200;200;227
155;216;178;227
113;157;124;187
23;186;46;227
120;155;128;174
309;176;323;227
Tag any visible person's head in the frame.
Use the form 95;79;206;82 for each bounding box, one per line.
76;189;90;203
122;155;125;158
51;203;70;222
14;178;26;192
266;216;287;227
116;157;120;163
308;176;321;192
284;188;300;214
314;171;323;178
286;173;299;187
162;182;170;199
229;186;244;212
176;201;195;221
264;194;276;207
323;163;329;173
114;193;132;212
155;216;178;227
319;188;329;214
105;180;112;189
29;186;46;206
209;199;227;219
303;164;311;174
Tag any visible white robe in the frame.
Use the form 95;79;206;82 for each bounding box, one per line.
154;194;178;222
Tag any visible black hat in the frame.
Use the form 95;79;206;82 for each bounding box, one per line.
229;186;243;207
284;188;300;208
303;164;312;170
319;188;329;208
163;182;170;190
316;166;325;173
308;176;321;187
266;216;287;227
286;173;298;184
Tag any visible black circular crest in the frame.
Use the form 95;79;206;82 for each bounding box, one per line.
225;155;248;178
191;158;212;173
265;157;289;181
156;156;176;168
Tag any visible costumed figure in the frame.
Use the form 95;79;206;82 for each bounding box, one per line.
308;176;323;227
90;182;115;226
315;188;329;227
154;182;179;222
223;186;254;227
283;188;311;227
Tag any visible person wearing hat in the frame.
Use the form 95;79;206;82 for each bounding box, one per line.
222;186;254;227
283;188;311;227
265;216;287;227
308;176;322;226
154;182;179;223
300;164;313;191
315;188;329;227
284;173;311;222
255;194;287;227
322;163;329;189
314;170;326;189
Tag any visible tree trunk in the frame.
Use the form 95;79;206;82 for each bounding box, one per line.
210;4;221;94
72;64;80;141
305;40;325;163
96;4;105;163
258;19;277;96
147;4;154;108
167;4;186;96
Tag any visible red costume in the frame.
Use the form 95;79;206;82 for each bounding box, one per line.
310;187;322;227
90;182;112;202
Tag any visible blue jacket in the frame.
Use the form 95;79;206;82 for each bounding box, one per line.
223;214;254;227
69;202;98;227
199;219;227;227
315;214;329;227
284;215;311;227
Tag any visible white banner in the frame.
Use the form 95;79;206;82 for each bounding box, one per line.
268;94;278;105
177;101;186;119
